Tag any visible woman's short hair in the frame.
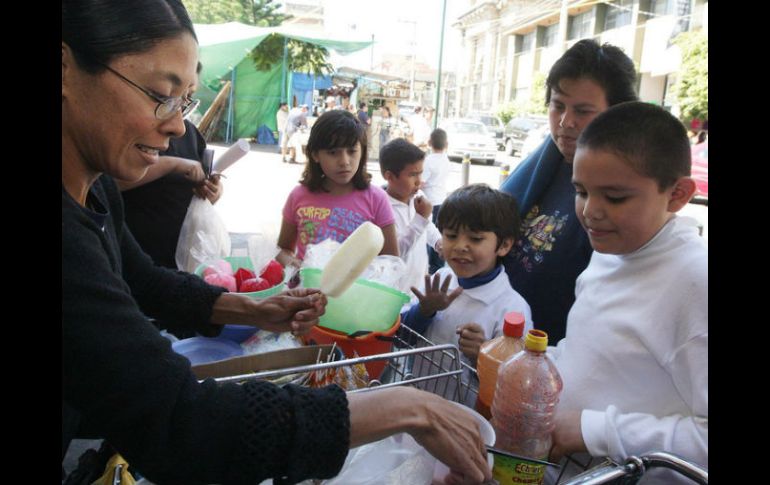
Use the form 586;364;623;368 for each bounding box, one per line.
546;39;638;107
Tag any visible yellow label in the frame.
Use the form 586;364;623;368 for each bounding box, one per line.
492;454;545;485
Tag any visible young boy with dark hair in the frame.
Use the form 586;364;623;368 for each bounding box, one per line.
547;102;707;484
402;184;533;405
379;138;442;293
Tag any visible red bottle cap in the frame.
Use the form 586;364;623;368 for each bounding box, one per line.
502;311;525;338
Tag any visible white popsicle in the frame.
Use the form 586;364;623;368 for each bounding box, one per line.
319;221;384;297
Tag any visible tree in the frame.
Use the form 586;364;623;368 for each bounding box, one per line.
183;0;331;76
672;29;708;123
183;0;288;26
250;34;334;75
496;72;548;123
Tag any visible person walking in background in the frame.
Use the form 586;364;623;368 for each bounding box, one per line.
408;106;431;150
357;101;371;126
283;104;308;163
276;109;399;269
499;39;638;344
62;1;491;483
119;61;223;271
379;106;395;147
276;101;289;157
423;128;450;273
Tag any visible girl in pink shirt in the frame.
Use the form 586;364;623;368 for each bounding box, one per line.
277;110;398;268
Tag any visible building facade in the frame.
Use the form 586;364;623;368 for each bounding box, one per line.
451;0;708;117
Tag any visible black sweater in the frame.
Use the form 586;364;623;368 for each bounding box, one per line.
62;176;350;484
121;119;206;269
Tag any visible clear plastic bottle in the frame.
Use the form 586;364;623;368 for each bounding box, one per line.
490;329;563;485
475;311;526;419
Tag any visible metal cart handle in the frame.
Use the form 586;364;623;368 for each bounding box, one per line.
560;451;707;485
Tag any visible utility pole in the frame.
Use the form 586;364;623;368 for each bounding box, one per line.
398;18;418;102
370;34;375;71
433;0;448;129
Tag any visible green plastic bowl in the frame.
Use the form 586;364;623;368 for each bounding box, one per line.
194;256;285;299
301;267;410;335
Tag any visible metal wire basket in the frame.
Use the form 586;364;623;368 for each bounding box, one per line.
212;325;707;484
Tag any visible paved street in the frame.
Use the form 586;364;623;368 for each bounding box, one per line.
208;141;707;250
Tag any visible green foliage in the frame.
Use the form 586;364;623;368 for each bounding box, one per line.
183;0;289;26
497;72;548;123
183;0;331;77
250;33;333;76
672;30;708;123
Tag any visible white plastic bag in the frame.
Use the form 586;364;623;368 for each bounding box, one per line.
175;197;231;273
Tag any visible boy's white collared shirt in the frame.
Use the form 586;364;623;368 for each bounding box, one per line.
388;190;442;293
422;266;533;348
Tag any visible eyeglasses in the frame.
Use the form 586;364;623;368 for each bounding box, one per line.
98;62;200;120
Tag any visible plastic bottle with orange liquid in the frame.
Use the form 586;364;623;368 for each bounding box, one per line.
475;311;526;419
490;329;563;485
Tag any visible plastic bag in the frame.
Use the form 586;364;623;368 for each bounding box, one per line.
247;231;280;278
324;433;436;485
302;240;408;292
175;197;231;273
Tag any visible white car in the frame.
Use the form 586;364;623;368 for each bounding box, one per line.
439;118;499;165
519;124;551;160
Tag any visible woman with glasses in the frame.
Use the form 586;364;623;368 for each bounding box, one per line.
118;61;224;274
62;1;491;484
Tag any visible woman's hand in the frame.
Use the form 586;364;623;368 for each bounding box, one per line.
412;273;463;317
210;289;326;336
347;387;492;484
193;174;223;204
255;288;327;335
175;157;206;183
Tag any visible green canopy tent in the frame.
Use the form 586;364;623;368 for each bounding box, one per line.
193;22;372;142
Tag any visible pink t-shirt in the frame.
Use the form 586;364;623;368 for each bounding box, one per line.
282;184;395;259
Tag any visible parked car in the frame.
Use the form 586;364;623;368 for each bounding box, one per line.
519;124;551;160
467;112;505;150
503;114;548;155
691;141;708;203
439;118;499;165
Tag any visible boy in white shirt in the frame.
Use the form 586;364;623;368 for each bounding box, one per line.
422;128;450;273
402;184;533;405
546;102;707;484
379;138;442;293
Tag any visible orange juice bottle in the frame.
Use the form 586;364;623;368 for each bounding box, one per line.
475;311;526;419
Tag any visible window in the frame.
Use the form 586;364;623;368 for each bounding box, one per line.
650;0;673;16
604;0;633;30
542;24;559;48
521;31;535;52
569;11;593;40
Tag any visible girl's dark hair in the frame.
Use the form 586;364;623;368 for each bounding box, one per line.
62;0;196;73
301;110;370;192
546;39;637;107
437;184;521;250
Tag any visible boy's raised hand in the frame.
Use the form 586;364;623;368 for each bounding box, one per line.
412;273;463;317
414;195;433;219
456;323;485;363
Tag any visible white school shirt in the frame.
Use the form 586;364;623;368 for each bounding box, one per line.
388;191;442;293
421;152;450;206
545;216;708;484
414;266;533;407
